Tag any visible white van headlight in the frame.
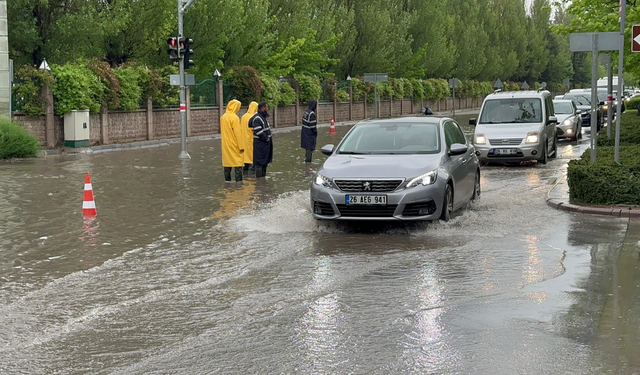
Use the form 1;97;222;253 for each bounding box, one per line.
475;133;486;145
525;132;539;144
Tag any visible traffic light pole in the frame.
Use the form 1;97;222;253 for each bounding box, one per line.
177;0;196;159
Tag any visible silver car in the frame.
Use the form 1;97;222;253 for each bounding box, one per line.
553;99;582;141
310;117;480;221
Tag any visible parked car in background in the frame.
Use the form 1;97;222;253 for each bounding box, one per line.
310;117;480;222
553;99;582;141
470;90;558;165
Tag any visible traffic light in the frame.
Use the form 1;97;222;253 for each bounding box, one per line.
167;37;180;61
180;37;194;70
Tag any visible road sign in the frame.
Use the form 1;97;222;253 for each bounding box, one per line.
170;74;195;86
521;81;529;90
570;32;619;52
494;78;503;89
448;78;458;88
364;73;388;83
563;78;570;87
632;25;640;52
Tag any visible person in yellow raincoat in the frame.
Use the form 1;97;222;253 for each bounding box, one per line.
220;99;245;182
241;101;258;176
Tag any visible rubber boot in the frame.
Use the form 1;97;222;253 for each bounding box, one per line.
235;167;243;182
224;167;232;182
243;164;249;176
256;165;265;178
305;149;313;163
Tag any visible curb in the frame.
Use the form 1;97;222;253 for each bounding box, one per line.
546;176;640;217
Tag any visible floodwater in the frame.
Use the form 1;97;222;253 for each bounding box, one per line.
0;115;638;374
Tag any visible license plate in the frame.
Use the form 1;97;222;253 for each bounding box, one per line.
493;148;518;155
345;195;387;205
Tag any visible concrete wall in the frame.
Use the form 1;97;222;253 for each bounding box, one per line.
12;96;484;148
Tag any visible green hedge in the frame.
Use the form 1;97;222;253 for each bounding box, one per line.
597;112;640;147
0;118;39;159
568;146;640;205
568;111;640;205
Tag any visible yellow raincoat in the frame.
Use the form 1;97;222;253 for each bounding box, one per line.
220;99;245;167
241;101;258;165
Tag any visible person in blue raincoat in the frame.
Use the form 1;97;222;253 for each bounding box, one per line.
250;102;273;178
300;99;318;162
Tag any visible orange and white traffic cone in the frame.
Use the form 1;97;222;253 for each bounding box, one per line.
330;117;336;134
82;172;97;216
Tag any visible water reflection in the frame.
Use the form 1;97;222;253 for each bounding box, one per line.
296;256;345;373
522;235;543;285
404;262;461;372
79;216;100;247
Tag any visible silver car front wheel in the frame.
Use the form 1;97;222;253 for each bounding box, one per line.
440;184;453;222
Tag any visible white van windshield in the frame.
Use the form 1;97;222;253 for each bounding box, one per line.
479;98;543;124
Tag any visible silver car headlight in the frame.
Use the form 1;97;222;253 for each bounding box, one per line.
406;169;438;188
525;132;539;144
314;173;336;189
562;118;573;126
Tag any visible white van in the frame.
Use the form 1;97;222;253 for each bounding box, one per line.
469;90;558;164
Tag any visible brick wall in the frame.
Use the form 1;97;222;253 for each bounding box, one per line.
13;96;485;148
191;108;219;135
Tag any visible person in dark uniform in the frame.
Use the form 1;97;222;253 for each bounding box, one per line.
251;102;273;178
301;99;318;162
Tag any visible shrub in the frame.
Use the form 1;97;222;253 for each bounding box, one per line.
294;74;322;102
85;58;121;110
260;75;294;108
0;118;39;159
322;77;338;100
278;81;296;105
597;112;640;147
410;79;424;100
113;67;143;111
13;65;55;117
627;95;640;111
52;62;104;115
337;89;350;102
227;66;264;104
390;78;404;98
152;65;179;108
568;145;640;205
126;63;163;106
403;80;414;99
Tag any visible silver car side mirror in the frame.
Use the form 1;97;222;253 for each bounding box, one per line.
548;115;558;124
321;144;335;156
449;143;468;155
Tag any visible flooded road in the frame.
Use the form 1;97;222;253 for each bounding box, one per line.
0;115;638;374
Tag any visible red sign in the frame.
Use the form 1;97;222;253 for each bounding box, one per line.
633;24;640;53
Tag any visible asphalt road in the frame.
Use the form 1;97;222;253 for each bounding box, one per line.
0;115;638;374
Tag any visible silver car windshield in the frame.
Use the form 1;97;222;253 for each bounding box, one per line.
479;98;543;124
553;102;573;114
337;123;440;154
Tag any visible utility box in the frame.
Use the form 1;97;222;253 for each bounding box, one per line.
63;110;90;148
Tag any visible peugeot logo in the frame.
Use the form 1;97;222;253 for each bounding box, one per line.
363;181;372;191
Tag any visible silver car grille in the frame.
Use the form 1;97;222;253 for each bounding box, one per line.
334;179;404;192
488;138;522;146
